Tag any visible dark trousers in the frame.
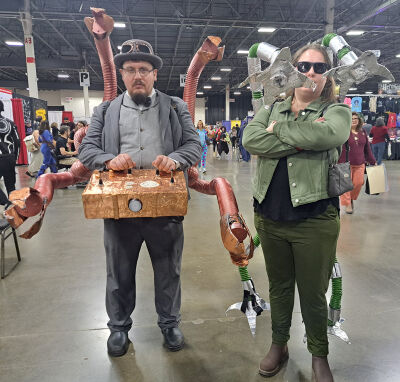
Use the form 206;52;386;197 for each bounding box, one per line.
0;154;16;195
217;141;229;155
104;216;184;332
255;205;339;356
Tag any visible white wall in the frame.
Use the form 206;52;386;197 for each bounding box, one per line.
13;88;105;120
194;97;206;125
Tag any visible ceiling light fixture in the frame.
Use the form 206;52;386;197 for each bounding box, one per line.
57;73;70;79
258;27;276;33
220;68;231;72
233;91;241;95
237;50;249;54
196;92;204;95
5;40;23;46
396;54;400;58
382;80;392;83
114;22;126;28
348;88;357;91
365;91;373;94
346;30;365;36
203;85;212;89
211;76;221;80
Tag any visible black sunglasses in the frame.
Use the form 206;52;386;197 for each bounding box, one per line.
296;61;329;74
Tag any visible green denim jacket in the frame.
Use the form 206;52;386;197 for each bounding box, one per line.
242;96;351;207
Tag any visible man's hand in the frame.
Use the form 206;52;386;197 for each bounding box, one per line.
152;155;177;172
315;117;325;123
105;154;136;171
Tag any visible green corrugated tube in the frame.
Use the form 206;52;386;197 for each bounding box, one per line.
252;91;263;99
239;266;251;281
322;33;351;61
253;233;260;247
322;33;337;47
248;43;260;58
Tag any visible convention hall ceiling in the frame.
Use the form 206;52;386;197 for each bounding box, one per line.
0;0;399;96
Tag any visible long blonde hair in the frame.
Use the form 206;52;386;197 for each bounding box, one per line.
287;44;336;103
197;120;204;129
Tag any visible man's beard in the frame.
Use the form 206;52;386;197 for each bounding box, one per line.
131;93;151;107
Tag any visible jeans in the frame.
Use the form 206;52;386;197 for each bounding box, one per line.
372;142;386;165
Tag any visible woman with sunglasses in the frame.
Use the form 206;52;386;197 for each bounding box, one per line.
339;112;376;214
243;44;351;382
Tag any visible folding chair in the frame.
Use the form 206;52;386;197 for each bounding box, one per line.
0;218;21;279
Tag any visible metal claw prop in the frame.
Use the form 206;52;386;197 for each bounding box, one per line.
226;236;270;336
239;43;316;113
322;33;395;101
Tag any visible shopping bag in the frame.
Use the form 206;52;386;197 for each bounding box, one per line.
365;164;389;195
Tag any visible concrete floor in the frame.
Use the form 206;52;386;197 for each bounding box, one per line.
0;152;399;382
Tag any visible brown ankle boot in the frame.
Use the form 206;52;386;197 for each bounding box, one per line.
259;343;289;377
312;356;334;382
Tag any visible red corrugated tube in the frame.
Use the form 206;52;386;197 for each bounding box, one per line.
183;36;224;123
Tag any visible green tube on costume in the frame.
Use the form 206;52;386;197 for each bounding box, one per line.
322;33;356;66
248;43;260;58
328;257;343;326
238;266;251;281
253;233;260;248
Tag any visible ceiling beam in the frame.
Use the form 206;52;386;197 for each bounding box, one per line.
337;0;400;34
166;23;185;90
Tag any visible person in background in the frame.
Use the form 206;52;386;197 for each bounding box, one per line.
362;120;372;136
216;126;230;158
369;117;389;165
26;128;43;178
51;122;59;140
37;120;57;178
196;120;208;173
32;116;42;131
0;100;20;196
212;123;221;157
237;122;251;162
56;126;78;167
25;121;33;136
230;123;239;149
339;112;376;214
243;43;351;382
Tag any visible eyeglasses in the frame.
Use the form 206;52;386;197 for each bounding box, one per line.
296;61;330;74
120;39;153;54
121;68;154;77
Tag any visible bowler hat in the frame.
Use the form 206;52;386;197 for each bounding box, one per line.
114;39;163;70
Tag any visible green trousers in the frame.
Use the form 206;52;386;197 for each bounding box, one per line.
255;205;340;356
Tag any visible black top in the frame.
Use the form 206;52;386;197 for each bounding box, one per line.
254;157;339;222
55;136;68;158
69;130;75;152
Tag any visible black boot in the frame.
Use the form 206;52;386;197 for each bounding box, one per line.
107;331;130;357
162;327;184;351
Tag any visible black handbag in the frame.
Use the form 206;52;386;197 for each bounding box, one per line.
327;142;354;197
